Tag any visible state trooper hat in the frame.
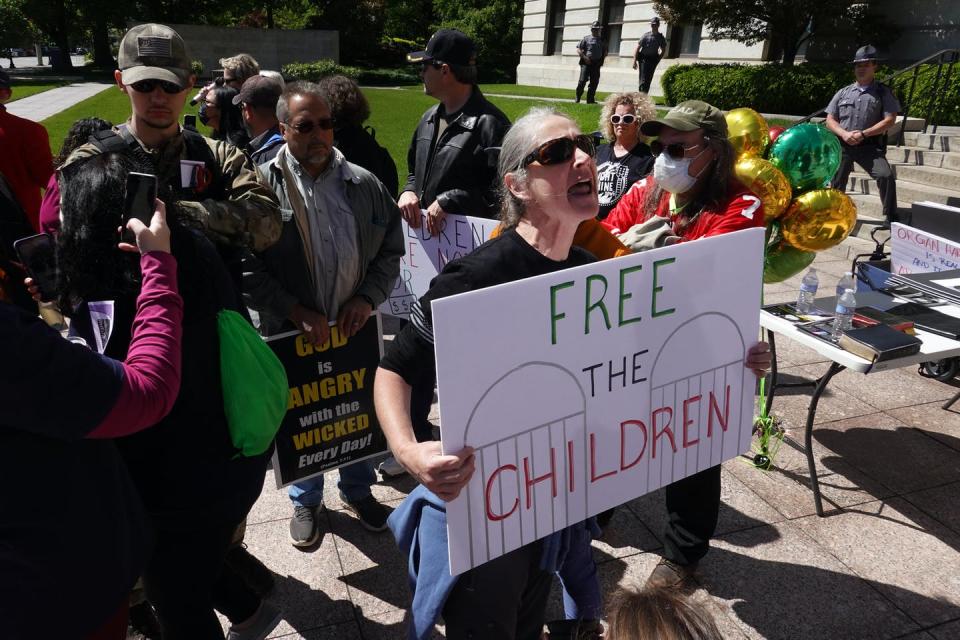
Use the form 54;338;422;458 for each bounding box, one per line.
407;29;477;66
118;23;192;89
852;45;879;63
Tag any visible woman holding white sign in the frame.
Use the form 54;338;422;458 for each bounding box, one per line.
377;107;603;639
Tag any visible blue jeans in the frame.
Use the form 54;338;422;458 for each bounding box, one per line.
288;459;376;507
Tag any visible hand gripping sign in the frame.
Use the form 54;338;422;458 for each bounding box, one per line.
432;228;764;575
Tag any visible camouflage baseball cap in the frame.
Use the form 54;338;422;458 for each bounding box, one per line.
118;24;192;89
640;100;728;137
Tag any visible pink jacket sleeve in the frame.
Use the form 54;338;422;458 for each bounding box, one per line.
87;251;184;439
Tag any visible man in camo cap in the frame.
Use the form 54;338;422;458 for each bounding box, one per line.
62;23;281;255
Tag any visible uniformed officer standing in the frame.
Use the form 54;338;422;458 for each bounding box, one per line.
632;17;667;94
576;21;607;104
826;45;901;225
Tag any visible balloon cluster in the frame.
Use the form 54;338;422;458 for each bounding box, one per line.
725;108;856;283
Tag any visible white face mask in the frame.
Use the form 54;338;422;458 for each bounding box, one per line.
653;147;709;194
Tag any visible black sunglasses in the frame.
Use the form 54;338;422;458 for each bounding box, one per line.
650;139;707;160
130;79;183;94
610;114;637;125
522;134;595;168
285;118;336;134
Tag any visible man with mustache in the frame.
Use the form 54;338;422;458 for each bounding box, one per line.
244;81;404;545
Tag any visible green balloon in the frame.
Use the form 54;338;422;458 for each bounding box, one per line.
768;123;842;194
764;241;816;283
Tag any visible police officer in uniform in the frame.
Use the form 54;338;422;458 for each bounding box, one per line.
826;45;901;226
576;21;607;104
632;17;667;94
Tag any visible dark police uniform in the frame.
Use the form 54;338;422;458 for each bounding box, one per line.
576;31;607;104
827;81;901;222
634;31;666;93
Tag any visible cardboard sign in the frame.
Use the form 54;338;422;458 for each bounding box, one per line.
380;212;499;318
891;223;960;275
432;228;764;575
267;314;387;488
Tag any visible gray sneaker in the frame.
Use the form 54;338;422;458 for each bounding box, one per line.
377;455;408;478
289;504;322;547
225;601;282;640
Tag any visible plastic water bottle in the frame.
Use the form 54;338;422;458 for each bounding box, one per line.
796;268;819;314
832;288;857;341
836;271;856;297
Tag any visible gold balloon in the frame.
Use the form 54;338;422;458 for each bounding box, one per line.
726;108;770;158
780;189;857;252
734;156;793;221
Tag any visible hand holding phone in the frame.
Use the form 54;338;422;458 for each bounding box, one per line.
14;233;58;300
122;172;158;244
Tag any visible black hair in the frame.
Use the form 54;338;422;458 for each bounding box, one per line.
56;153;180;311
208;85;248;147
54;117;113;167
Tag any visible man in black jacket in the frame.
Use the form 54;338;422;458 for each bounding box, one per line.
400;28;510;235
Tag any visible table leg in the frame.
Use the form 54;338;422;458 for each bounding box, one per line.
805;362;846;517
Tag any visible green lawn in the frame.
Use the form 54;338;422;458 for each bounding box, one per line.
9;81;67;102
41;87;200;155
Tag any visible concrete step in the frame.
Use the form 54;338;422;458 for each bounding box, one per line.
903;131;960;150
845;175;958;206
887;147;960;171
847;164;960;191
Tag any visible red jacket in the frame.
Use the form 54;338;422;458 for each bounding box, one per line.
0;106;54;231
601;176;765;242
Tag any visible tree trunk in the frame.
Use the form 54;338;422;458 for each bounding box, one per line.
49;0;73;71
91;14;114;68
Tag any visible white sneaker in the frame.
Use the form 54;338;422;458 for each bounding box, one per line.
378;455;408;478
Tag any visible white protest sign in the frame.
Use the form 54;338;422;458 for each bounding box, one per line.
380;212;499;318
432;228;764;575
891;222;960;274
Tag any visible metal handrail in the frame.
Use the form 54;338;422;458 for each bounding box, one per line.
798;48;960;145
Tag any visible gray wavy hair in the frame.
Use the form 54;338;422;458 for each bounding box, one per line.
497;106;579;230
599;91;657;143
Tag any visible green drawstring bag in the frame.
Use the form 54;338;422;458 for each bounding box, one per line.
218;309;289;457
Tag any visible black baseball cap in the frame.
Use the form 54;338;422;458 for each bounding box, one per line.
407;29;477;66
232;74;282;108
852;45;879;63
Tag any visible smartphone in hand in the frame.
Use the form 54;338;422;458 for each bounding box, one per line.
14;233;58;300
122;172;158;244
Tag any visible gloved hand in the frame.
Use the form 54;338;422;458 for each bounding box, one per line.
617;215;680;252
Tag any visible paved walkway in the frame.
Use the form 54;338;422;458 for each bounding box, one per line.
6;82;112;121
212;234;960;640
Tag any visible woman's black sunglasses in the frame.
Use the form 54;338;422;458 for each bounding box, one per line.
285;118;336;134
649;139;707;160
522;134;595;167
130;79;183;94
610;114;637;125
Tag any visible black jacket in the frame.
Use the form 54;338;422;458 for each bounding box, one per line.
336;124;399;199
403;87;510;219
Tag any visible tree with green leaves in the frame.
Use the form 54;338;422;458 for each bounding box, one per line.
652;0;893;67
431;0;523;82
0;0;39;68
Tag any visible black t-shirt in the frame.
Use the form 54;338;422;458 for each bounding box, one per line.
595;142;653;220
380;229;596;386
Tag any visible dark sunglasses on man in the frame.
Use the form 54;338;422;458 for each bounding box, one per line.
285;118;336;134
610;114;637;125
649;139;708;160
522;134;595;168
130;79;183;94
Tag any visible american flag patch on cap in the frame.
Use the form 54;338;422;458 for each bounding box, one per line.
138;36;172;58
